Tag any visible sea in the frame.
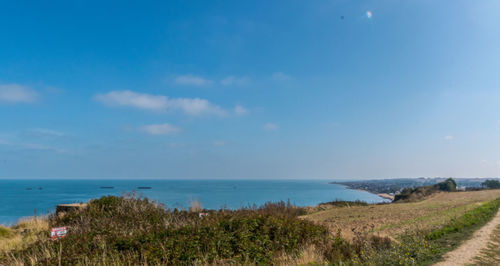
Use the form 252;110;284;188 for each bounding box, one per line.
0;179;387;225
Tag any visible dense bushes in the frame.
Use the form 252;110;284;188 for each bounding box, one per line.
5;196;352;265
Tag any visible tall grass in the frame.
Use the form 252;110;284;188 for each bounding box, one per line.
0;217;49;260
189;199;203;213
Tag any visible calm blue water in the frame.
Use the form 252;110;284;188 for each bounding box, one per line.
0;180;386;225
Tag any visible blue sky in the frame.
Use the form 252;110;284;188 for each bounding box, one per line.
1;0;500;179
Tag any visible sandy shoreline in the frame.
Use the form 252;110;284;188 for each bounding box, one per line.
377;193;395;201
339;185;394;201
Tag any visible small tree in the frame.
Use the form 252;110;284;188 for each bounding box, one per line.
482;179;500;189
435;178;457;192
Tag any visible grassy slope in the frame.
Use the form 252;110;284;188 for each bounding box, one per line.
352;197;500;265
302;190;500;240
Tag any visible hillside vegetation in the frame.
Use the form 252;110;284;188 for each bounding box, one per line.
1;196;355;265
394;178;457;202
1;190;500;265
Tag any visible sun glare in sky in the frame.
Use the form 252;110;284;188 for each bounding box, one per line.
366;11;373;19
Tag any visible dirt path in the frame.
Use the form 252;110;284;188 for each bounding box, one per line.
434;208;500;266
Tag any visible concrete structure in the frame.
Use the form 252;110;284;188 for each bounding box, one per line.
56;203;87;214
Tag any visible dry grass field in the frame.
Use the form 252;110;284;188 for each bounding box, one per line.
302;190;500;240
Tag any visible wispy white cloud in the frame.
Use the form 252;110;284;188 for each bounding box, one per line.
175;75;213;86
95;90;168;111
172;97;226;116
20;143;66;153
263;123;279;131
0;132;15;146
168;142;186;148
0;84;39;103
94;90;227;116
444;135;454;141
43;85;65;95
234;105;248;115
213;140;225;147
220;76;250;86
272;72;292;82
174;74;250;87
0;131;66;153
29;128;65;137
141;123;181;135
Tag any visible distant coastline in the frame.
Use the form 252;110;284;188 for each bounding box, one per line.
330;177;500;201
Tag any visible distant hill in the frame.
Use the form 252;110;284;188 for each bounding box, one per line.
332;177;500;195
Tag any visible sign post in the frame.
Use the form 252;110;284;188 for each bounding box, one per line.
51;227;67;240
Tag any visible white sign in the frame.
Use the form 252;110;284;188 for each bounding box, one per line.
51;227;67;240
